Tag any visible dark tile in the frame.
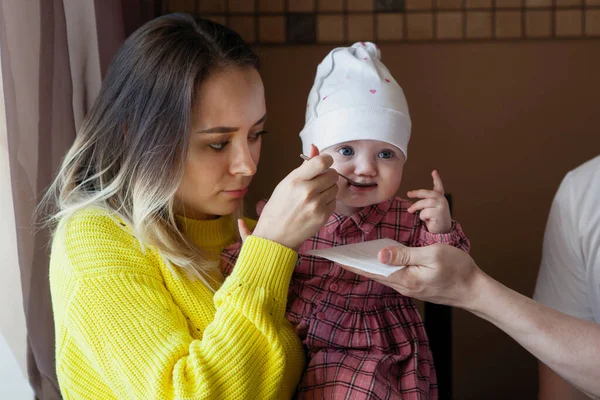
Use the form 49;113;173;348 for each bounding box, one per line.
288;0;316;12
525;10;551;37
377;13;404;40
286;14;317;43
348;0;375;10
405;0;433;10
259;16;286;42
436;12;463;39
348;14;374;41
495;10;522;38
587;10;600;36
376;0;405;12
167;0;196;13
556;10;582;37
228;16;256;43
318;14;345;42
407;12;433;39
466;11;492;38
318;0;344;11
197;0;226;12
259;0;284;11
229;0;256;12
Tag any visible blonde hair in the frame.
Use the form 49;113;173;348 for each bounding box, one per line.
41;14;259;287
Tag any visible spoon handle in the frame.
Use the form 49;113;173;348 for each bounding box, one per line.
299;153;354;184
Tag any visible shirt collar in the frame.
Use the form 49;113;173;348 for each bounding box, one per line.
325;198;394;236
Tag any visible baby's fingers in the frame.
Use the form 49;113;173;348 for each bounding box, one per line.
407;189;442;200
407;198;438;214
432;170;445;195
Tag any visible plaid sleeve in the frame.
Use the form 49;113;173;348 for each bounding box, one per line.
412;219;471;253
221;242;242;277
256;198;268;216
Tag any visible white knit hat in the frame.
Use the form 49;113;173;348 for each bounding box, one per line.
300;42;411;159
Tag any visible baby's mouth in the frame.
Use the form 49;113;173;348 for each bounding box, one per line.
347;180;378;188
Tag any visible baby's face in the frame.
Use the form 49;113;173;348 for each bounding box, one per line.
321;139;405;216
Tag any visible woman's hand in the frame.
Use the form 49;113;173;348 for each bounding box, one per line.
253;145;338;249
341;244;482;308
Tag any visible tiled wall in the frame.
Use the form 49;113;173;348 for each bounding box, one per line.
165;0;600;42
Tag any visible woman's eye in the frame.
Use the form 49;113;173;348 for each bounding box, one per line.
209;141;230;150
379;150;394;159
249;130;268;141
338;147;354;156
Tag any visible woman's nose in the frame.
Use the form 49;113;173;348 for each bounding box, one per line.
230;143;257;176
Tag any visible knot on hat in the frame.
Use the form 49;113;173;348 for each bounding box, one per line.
351;42;381;60
300;42;411;159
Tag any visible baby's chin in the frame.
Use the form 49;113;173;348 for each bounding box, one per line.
337;192;391;210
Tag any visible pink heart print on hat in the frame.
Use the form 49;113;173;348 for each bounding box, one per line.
300;42;411;159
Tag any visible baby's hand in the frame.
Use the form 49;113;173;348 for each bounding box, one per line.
407;170;452;234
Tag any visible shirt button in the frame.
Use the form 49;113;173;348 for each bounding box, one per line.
329;283;339;292
316;312;326;320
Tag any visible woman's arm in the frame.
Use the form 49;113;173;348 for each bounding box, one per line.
53;212;299;400
53;152;338;399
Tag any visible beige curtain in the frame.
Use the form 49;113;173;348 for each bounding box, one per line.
0;0;137;398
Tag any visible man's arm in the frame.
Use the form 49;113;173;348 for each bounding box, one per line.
539;362;591;400
466;271;600;398
341;244;600;398
533;172;596;398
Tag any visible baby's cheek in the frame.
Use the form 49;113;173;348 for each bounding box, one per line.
381;174;403;198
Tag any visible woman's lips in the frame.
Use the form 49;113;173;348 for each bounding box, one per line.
222;187;249;198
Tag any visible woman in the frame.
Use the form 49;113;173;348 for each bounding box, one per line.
44;14;338;399
343;243;600;398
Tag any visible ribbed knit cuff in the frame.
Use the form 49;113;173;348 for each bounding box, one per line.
227;235;298;301
421;221;462;246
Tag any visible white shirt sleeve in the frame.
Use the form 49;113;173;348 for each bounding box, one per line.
533;173;595;322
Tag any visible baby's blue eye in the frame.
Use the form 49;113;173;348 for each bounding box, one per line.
338;147;354;157
379;150;394;159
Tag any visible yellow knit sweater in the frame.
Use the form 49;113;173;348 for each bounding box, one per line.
49;208;305;399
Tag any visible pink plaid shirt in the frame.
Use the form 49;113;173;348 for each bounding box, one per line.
222;197;470;400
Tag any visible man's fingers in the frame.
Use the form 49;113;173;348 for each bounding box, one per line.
339;264;383;280
341;263;415;295
379;245;428;267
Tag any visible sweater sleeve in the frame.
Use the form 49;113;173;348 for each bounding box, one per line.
220;217;257;277
52;211;298;400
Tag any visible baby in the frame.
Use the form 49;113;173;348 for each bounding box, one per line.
225;42;470;400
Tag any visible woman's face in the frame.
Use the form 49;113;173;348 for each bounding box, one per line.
175;66;266;220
